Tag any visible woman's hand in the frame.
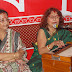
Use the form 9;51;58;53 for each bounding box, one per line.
52;40;65;48
15;49;25;60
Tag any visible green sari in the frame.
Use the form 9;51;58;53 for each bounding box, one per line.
27;28;72;72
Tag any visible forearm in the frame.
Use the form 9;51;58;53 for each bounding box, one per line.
38;46;49;55
0;53;18;61
38;42;54;55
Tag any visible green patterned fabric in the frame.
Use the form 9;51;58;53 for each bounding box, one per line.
27;28;72;72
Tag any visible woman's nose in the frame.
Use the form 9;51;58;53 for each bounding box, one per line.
53;17;56;20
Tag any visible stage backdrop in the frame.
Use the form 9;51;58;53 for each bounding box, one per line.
0;0;72;59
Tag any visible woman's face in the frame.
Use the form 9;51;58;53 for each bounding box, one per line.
47;11;60;28
0;13;9;31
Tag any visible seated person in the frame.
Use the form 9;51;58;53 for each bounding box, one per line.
27;7;72;72
0;9;31;72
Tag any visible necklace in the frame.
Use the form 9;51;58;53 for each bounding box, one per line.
53;32;59;41
48;30;59;41
48;30;56;36
48;30;56;40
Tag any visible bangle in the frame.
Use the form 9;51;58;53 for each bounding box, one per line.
47;45;50;50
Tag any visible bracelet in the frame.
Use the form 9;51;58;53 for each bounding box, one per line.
47;45;50;50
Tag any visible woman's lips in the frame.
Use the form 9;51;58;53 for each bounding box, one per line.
53;22;57;24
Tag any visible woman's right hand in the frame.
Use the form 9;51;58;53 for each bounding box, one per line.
52;40;65;48
15;49;25;60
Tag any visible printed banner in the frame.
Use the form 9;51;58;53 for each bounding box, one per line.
0;0;72;26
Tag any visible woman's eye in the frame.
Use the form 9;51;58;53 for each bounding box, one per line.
51;17;53;18
2;20;4;22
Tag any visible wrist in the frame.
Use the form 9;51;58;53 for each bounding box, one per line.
47;45;51;50
52;42;55;47
14;53;16;60
14;52;18;59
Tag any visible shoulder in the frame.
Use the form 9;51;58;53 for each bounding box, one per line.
7;29;20;37
38;28;46;35
38;27;47;33
37;29;45;38
37;28;47;39
60;29;71;32
40;27;47;31
58;29;72;34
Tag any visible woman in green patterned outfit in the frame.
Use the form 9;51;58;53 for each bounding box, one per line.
27;8;72;72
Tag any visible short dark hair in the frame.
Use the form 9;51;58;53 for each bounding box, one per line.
0;9;8;16
40;7;64;30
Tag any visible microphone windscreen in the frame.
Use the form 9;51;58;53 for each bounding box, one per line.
53;24;58;28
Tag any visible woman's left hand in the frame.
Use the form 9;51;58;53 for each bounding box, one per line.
52;40;65;48
15;49;25;60
57;40;65;48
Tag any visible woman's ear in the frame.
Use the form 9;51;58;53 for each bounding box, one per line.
8;19;11;24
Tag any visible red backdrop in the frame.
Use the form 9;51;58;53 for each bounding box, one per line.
0;0;72;59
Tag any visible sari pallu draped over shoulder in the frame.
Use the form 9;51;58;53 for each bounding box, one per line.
0;29;32;72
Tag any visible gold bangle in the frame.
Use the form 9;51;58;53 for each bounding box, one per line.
47;45;50;50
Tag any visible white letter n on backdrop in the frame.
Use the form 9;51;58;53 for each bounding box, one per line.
3;0;25;12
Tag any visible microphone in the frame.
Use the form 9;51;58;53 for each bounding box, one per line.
53;24;72;29
53;24;58;28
